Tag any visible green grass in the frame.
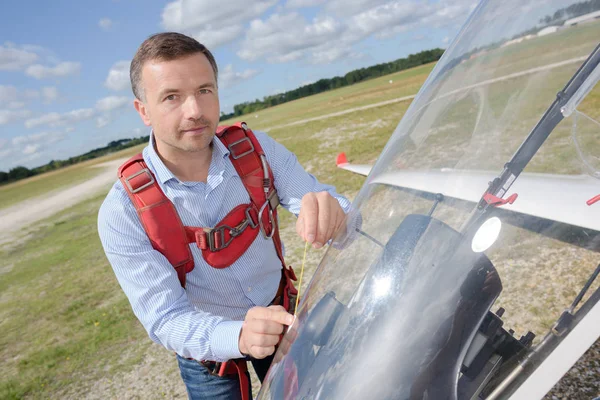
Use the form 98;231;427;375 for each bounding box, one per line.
0;194;147;399
221;62;434;130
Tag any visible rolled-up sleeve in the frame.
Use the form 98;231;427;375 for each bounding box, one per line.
97;183;243;362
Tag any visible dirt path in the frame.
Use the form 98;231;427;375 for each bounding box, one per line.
0;158;126;247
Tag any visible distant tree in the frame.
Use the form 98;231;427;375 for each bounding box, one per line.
8;166;33;180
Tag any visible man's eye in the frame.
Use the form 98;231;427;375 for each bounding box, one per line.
199;88;211;94
165;94;177;101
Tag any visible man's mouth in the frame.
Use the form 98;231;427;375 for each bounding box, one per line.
182;126;208;135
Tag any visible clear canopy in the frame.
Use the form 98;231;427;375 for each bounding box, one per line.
258;1;600;399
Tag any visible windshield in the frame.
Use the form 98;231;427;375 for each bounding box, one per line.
258;1;600;399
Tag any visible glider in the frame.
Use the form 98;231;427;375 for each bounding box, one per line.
258;1;600;399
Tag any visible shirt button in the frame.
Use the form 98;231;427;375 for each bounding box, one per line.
247;286;252;292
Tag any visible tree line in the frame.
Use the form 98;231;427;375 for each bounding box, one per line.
220;48;445;120
0;136;148;185
539;0;600;25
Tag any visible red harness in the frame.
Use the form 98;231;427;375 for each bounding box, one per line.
118;122;297;400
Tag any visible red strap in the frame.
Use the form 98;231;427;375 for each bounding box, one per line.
119;154;193;288
183;205;260;269
233;360;250;400
118;123;294;298
218;123;275;233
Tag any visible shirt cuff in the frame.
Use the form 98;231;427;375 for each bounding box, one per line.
211;320;244;361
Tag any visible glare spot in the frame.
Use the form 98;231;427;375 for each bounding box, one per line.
373;276;392;298
471;217;502;253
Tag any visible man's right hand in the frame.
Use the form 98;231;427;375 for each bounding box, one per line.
239;305;294;359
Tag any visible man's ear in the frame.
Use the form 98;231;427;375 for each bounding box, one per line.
134;98;152;126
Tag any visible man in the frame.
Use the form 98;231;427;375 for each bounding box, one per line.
97;32;350;399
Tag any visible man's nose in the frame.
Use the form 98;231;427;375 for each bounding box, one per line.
183;95;202;119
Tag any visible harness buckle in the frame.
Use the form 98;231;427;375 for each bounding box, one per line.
200;360;223;376
245;207;259;229
124;168;155;194
207;225;235;252
229;137;254;160
258;201;275;239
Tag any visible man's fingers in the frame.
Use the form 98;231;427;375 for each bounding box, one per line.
249;345;276;360
315;192;330;248
249;319;286;335
296;213;304;238
301;193;318;244
250;306;294;326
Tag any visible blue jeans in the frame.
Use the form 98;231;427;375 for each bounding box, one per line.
176;354;273;400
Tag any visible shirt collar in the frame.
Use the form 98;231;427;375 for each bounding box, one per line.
145;130;230;184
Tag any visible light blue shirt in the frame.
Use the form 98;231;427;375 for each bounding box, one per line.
97;130;351;362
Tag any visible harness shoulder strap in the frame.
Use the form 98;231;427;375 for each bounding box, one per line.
118;153;193;287
218;122;298;312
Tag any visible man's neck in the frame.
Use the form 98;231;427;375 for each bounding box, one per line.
155;141;213;183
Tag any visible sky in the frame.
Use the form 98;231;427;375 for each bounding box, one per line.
0;0;566;171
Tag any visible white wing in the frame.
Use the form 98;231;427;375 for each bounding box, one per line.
337;154;600;232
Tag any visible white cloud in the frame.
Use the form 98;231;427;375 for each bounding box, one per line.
286;0;326;8
3;131;66;164
0;85;46;108
42;86;59;103
65;108;95;121
96;116;110;128
22;94;132;131
8;101;26;109
0;85;19;104
12;131;65;147
95;96;132;128
96;96;130;111
25;61;81;79
190;25;245;50
310;45;356;64
25;108;95;129
238;13;343;63
219;64;259;88
24;112;62;128
22;144;40;155
237;0;475;65
161;0;277;48
0;109;32;125
0;43;38;70
99;18;113;30
324;0;392;18
349;2;430;39
105;60;130;91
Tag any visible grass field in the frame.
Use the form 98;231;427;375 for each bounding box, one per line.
1;20;599;399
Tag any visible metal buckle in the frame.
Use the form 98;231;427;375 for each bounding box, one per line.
207;225;235;251
258;201;276;239
228;137;254;160
124;168;155;194
200;361;223;376
245;207;259;229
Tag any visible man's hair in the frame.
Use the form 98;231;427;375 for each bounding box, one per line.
130;32;218;101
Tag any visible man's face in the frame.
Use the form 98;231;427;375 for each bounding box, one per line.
134;53;220;155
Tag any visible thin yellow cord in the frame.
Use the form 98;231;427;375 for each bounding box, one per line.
294;240;309;315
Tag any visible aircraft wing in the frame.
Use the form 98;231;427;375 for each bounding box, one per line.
336;153;600;232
